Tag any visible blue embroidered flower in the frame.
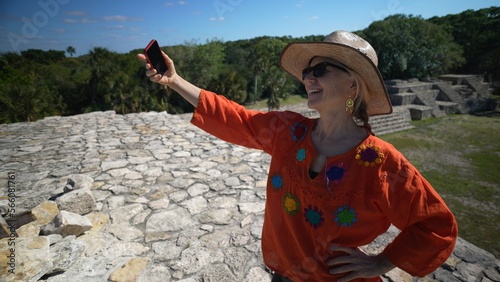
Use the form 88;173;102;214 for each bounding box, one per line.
296;148;306;162
304;205;324;228
271;175;283;189
290;123;308;142
334;205;358;227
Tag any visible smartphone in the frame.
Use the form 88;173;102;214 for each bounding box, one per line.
144;39;168;76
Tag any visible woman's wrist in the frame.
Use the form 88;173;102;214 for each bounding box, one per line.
374;252;395;274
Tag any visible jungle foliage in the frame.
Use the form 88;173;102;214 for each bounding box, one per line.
1;7;498;124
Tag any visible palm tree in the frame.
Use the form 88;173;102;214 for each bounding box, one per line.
85;47;115;111
66;46;76;57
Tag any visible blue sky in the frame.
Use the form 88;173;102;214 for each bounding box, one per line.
0;0;497;57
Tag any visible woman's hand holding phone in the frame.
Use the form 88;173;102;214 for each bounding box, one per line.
136;39;177;86
137;39;201;107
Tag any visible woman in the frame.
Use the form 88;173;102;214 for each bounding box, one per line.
137;30;457;282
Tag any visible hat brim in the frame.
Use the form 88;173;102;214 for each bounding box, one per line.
279;42;392;116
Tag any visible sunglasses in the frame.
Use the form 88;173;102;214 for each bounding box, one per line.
301;62;349;80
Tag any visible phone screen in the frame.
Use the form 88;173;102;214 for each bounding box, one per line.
145;39;168;75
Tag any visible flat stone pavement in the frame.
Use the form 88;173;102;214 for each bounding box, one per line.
0;110;499;282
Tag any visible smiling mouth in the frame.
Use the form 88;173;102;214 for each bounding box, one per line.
307;89;323;95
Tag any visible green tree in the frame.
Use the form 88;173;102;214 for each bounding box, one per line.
0;76;61;123
21;49;65;64
0;52;63;123
208;66;248;104
429;7;500;81
262;65;294;110
361;14;465;79
84;47;118;112
248;37;288;104
163;40;226;113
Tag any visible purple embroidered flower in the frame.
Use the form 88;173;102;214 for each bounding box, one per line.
355;144;384;167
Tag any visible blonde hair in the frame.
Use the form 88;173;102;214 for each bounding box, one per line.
347;70;374;135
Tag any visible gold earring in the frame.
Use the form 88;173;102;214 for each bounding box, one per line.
345;96;354;113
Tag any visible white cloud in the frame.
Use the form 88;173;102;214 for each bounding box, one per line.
64;19;77;23
103;15;143;22
165;1;186;6
108;25;125;30
82;18;98;24
65;11;87;17
310;16;319;20
209;17;225;21
104;15;127;21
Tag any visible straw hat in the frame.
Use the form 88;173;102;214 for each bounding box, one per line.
279;30;392;116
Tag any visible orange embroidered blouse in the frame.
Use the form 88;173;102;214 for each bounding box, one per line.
191;90;458;282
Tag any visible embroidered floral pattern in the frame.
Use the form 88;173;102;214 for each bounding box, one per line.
271;175;283;190
304;205;324;228
290;122;308;142
334;205;358;227
355;144;384;167
283;193;300;215
296;148;306;162
325;162;348;186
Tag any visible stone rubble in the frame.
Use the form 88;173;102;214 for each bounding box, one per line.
0;110;498;282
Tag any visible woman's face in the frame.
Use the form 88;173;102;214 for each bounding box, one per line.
303;56;356;114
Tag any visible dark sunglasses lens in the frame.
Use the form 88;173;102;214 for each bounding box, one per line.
312;64;327;78
302;64;327;80
302;67;312;80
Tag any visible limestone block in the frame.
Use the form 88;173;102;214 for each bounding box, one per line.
172;244;214;275
245;266;272;281
109;203;144;224
55;188;96;215
108;257;150;282
105;224;144;241
31;201;60;226
152;240;183;261
84;212;109;232
147;198;170;210
238;202;265;214
0;236;52;282
47;235;85;275
146;208;195;233
42;211;93;237
16;222;40;237
179;196;207;214
198;208;236;225
46;234;63;245
203;264;237;281
136;264;171;282
384;268;413;282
